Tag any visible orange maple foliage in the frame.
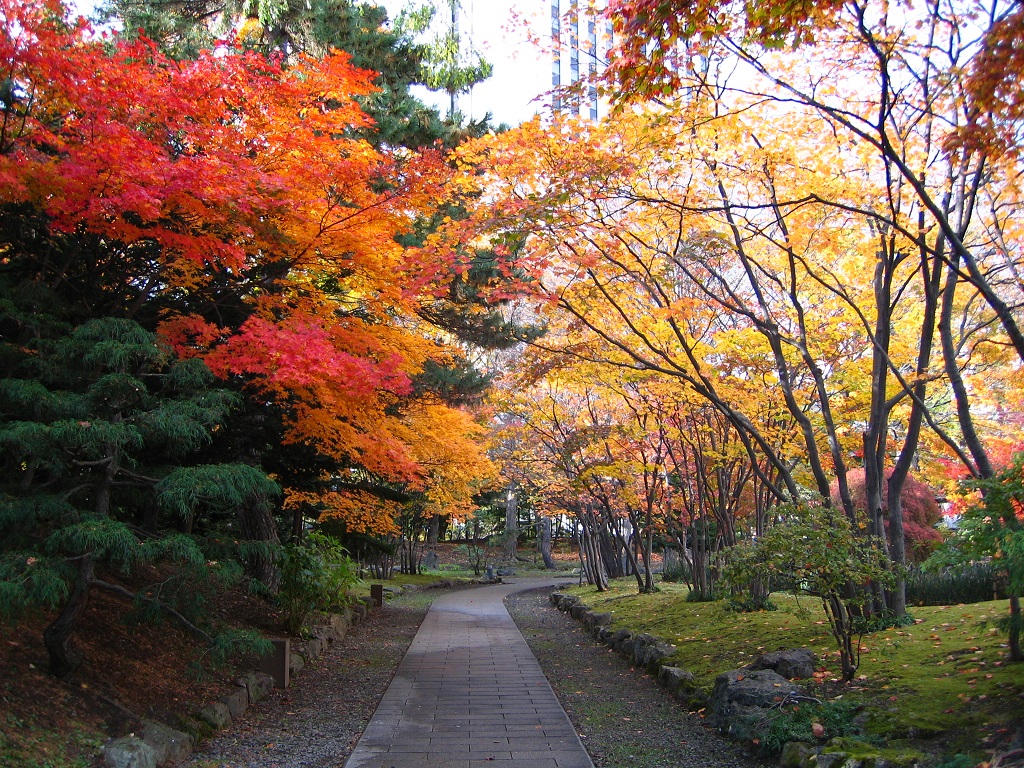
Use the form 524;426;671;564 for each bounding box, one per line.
1;0;490;532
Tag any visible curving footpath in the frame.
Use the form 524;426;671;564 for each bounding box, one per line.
344;578;594;768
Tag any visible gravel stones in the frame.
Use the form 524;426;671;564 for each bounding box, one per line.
506;587;767;768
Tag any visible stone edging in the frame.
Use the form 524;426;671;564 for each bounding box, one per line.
100;595;378;768
548;591;707;708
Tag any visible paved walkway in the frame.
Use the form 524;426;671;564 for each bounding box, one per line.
344;578;594;768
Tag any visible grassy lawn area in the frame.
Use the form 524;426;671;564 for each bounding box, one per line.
562;579;1023;757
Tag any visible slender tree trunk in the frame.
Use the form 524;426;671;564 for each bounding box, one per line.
579;509;608;590
503;483;518;560
539;515;556;569
44;556;94;677
1010;595;1022;662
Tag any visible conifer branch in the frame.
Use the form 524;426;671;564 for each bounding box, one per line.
90;578;215;644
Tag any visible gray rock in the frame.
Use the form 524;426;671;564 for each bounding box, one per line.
557;595;579;612
609;628;632;650
747;648;816;680
780;741;817;768
620;635;637;658
235;671;274;704
658;666;696;694
311;626;335;645
141;720;192;765
219;688;248;720
102;736;157;768
329;612;350;640
550;591;570;606
496;567;516;576
708;669;803;730
570;603;588;620
289;651;305;676
196;701;232;730
351;602;367;620
305;637;323;661
630;633;676;672
816;752;855;768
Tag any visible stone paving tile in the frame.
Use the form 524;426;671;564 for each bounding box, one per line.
343;579;591;768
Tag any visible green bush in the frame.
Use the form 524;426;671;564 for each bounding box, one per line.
277;532;360;634
725;594;777;612
851;609;916;633
685;587;717;602
907;563;1001;606
756;699;861;755
661;556;689;583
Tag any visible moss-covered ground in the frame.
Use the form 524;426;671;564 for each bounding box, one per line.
561;579;1023;759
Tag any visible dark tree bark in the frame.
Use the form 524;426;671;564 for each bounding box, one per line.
1010;595;1022;662
237;494;281;591
539;515;557;569
44;556;94;677
503;483;518;560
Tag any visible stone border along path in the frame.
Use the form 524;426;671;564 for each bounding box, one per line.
344;577;595;768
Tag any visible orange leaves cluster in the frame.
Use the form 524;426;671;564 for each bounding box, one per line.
2;0;491;534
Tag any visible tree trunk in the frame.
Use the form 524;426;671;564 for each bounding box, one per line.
539;515;556;570
44;556;94;677
237;495;281;591
503;484;518;560
578;509;608;590
427;514;439;546
1010;595;1023;662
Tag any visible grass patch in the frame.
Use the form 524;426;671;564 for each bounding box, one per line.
0;714;102;768
562;580;1023;751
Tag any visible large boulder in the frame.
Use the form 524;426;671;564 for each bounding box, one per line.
746;648;816;680
708;669;803;732
235;671;275;705
629;633;676;672
102;736;156;768
780;741;816;768
141;720;192;765
219;688;248;720
557;594;579;612
196;701;232;731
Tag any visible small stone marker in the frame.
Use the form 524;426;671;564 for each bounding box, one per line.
423;549;440;570
370;583;384;607
258;637;291;689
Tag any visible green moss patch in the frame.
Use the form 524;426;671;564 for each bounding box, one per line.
562;580;1024;752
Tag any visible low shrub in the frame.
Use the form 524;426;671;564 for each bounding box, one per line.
725;595;777;612
755;699;861;755
685;588;717;602
906;563;1001;606
851;609;916;634
277;532;360;634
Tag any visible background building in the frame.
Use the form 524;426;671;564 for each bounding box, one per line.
380;0;609;126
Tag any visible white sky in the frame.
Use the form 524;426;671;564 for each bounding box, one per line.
378;0;552;127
